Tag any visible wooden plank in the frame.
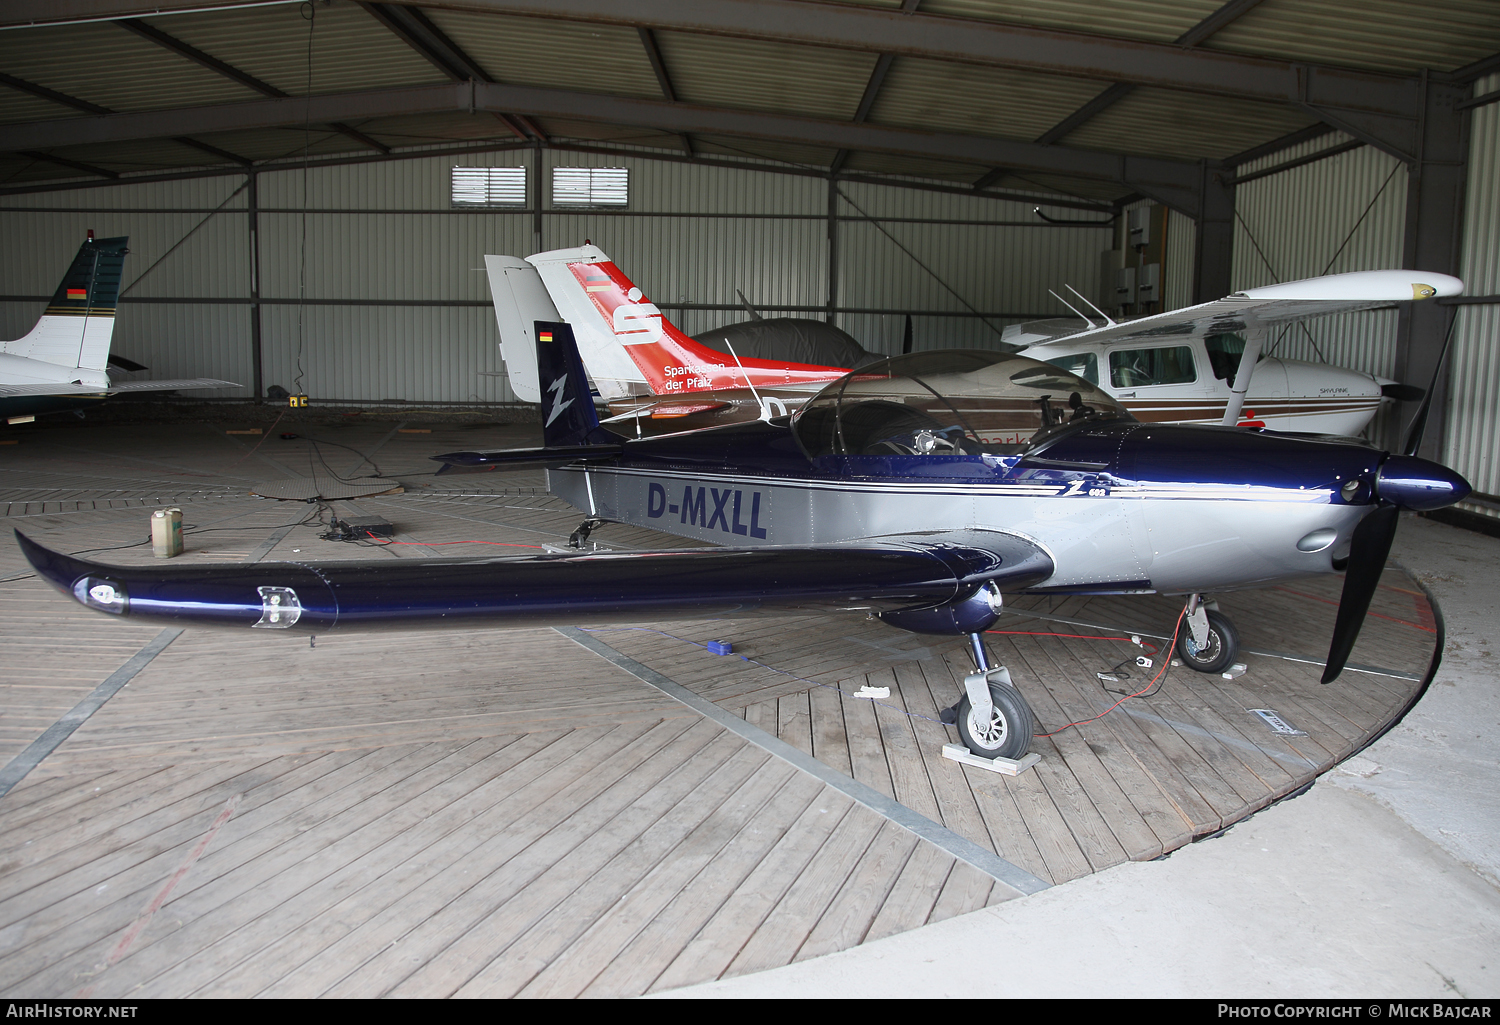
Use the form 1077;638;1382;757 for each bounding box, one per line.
719;801;884;979
574;772;829;998
807;678;853;777
509;759;805;998
391;735;770;998
776;690;813;756
928;857;995;923
997;636;1168;861
145;722;676;998
6;737;528;996
308;719;731;999
863;837;954;944
794;819;920;962
647;792;857;993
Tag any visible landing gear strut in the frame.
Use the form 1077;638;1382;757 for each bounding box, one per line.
943;631;1036;760
1177;594;1239;674
568;517;605;549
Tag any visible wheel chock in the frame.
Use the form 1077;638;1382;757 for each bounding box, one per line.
942;743;1041;776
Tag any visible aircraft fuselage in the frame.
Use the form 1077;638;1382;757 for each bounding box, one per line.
547;417;1460;597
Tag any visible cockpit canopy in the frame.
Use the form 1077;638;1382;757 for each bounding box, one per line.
792;349;1131;460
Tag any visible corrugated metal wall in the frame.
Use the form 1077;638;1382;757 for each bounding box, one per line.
1231;133;1410;448
1232;133;1409;381
0;175;254;396
1444;72;1500;519
1;148;1113;405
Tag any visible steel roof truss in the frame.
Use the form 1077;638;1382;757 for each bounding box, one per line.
0;79;1209;210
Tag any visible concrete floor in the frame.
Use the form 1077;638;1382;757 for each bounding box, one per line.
662;514;1500;998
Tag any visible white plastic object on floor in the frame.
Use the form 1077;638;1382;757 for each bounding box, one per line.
942;743;1041;776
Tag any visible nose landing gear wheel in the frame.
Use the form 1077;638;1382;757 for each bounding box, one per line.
1176;609;1238;674
957;683;1035;760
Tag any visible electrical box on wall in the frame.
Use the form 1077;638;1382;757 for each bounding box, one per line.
1114;266;1138;306
1136;263;1161;304
1127;206;1152;249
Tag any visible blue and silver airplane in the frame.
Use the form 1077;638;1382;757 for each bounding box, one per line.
14;306;1471;761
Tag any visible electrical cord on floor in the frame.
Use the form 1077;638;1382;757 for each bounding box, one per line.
277;432;388;482
1033;605;1187;739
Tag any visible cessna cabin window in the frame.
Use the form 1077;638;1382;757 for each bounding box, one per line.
793;350;1130;462
1044;352;1099;386
1109;345;1197;388
1204;333;1247;385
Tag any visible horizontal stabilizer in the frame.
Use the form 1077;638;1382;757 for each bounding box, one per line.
0;378;238;399
431;442;624;472
16;528;1053;633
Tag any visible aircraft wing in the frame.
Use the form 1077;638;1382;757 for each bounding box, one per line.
1024;269;1464;347
15;528;1052;633
0;378;239;398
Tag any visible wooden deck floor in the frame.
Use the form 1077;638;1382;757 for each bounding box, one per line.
0;419;1438;997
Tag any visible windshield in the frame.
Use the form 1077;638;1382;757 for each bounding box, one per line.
792;349;1131;459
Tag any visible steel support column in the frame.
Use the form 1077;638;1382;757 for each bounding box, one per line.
1194;159;1235;304
248;169;263;402
1396;74;1469;462
826;176;839;324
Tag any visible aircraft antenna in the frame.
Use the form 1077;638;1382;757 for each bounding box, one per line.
1066;284;1117;327
1048;289;1097;329
722;337;767;418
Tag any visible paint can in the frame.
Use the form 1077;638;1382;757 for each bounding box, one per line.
151;507;183;558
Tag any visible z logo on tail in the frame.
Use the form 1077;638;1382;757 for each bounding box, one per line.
544;374;573;428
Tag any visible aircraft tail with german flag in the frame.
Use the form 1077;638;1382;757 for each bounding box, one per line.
489;244;848;403
0;233;127;379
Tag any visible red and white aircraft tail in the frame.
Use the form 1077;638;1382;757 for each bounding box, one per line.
487;244;848;403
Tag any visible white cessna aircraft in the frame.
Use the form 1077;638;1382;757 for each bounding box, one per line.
1;233;237;424
1005;273;1451;434
484;245;1460;439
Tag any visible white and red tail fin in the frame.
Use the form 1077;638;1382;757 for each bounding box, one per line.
524;245;848;400
1;235;127;377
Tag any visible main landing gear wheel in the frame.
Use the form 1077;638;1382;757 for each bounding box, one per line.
1176;610;1239;674
957;683;1035;760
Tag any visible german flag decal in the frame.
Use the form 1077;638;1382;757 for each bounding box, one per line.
539;331;553;342
66;288;87;299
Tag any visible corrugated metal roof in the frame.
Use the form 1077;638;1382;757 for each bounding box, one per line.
1207;0;1500;74
867;56;1107;142
152;3;444;96
2;0;1498;203
0;21;255;114
908;0;1226;45
653;30;878;119
1064;86;1317;160
424;10;664;99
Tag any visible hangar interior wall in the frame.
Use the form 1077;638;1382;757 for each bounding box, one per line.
1;124;1495;515
0;148;1113;407
1445;72;1500;520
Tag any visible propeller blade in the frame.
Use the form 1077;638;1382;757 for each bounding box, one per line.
1380;382;1424;402
1402;312;1457;457
1321;503;1400;683
902;314;913;355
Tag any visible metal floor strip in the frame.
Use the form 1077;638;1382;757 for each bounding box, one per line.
0;627;183;799
556;625;1051;897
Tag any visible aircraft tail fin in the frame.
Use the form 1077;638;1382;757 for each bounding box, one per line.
525;244;847;399
484;255;560;404
0;234;129;372
534;320;616;448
